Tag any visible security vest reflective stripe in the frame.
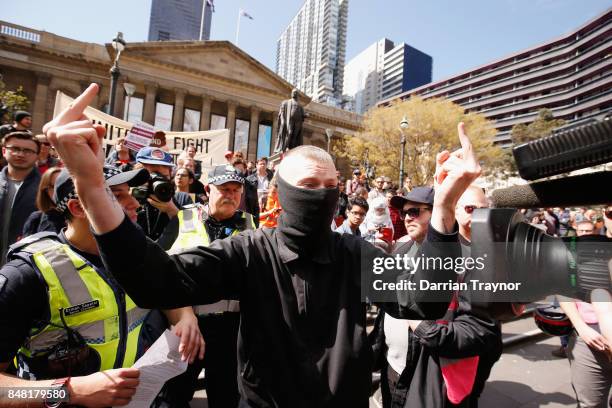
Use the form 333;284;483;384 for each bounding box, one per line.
169;205;255;314
169;205;256;253
16;238;150;373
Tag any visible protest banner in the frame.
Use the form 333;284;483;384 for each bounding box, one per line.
53;90;230;167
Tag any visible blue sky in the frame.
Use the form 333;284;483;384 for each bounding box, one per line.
2;1;610;81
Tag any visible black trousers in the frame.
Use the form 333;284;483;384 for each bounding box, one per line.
380;364;409;408
165;312;241;408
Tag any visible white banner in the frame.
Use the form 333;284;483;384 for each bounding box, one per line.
53;91;229;167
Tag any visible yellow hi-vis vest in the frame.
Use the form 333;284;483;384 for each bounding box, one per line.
168;205;255;315
13;237;150;377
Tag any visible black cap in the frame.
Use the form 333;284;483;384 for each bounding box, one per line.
390;186;435;209
14;111;31;123
55;166;150;212
206;164;245;186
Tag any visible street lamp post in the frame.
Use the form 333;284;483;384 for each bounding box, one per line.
123;82;136;121
108;32;126;117
325;128;333;154
399;115;409;189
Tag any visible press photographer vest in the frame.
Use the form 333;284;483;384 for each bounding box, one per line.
169;205;255;314
9;235;150;378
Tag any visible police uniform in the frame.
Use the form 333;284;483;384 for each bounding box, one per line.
0;167;164;389
165;165;255;408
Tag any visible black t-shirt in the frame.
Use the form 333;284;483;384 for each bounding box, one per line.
136;192;193;241
0;232;104;363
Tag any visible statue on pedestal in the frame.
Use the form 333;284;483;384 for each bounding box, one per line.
273;89;306;153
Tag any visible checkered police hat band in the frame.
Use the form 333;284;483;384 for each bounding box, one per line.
56;167;123;212
209;174;245;185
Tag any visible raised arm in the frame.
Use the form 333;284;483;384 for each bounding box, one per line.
44;84;246;309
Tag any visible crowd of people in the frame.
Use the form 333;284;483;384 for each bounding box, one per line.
0;96;610;408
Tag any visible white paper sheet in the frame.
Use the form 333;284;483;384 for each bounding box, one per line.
118;329;188;408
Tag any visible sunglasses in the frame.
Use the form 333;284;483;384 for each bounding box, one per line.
401;207;430;219
463;205;487;214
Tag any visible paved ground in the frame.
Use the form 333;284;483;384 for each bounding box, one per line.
190;315;580;408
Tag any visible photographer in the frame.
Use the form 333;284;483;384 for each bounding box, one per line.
133;147;193;243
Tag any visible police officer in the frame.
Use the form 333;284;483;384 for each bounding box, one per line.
163;164;255;408
0;166;203;408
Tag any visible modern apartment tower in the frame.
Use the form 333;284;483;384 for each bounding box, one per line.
343;38;432;114
380;8;612;143
276;0;349;106
148;0;213;41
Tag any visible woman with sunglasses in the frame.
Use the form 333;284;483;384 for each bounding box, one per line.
34;134;60;174
22;166;66;237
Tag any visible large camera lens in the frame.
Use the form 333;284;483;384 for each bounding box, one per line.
470;209;612;305
149;173;175;202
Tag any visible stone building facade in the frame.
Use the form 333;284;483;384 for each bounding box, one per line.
0;21;362;163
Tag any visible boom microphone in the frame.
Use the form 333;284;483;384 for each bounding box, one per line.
490;171;612;208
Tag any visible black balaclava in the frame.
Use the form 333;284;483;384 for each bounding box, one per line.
276;175;339;255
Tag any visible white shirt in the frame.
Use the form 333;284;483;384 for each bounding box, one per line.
384;314;410;374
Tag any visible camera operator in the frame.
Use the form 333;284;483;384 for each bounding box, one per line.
133;147;193;244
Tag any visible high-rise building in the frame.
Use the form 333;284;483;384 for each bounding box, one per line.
379;8;612;144
148;0;213;42
276;0;349;106
343;38;432;114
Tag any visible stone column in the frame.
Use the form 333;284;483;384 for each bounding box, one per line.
31;73;52;132
247;106;260;161
226;100;237;151
112;79;126;119
143;82;158;125
171;88;187;131
199;94;212;131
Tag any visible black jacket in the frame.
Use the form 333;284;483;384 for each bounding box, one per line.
95;216;460;408
370;238;503;408
0;166;40;263
136;191;193;241
22;210;66;237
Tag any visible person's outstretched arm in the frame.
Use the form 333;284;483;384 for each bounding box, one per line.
44;84;246;309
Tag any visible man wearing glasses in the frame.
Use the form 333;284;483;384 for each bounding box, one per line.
335;196;368;236
390;186;435;250
0;132;41;264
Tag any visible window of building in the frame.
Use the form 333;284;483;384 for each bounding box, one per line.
123;96;143;123
158;31;170;41
183;108;201;132
210;114;227;130
154;102;173;131
234;119;250;155
257;124;272;159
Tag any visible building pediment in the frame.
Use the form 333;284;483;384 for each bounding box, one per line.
111;41;307;100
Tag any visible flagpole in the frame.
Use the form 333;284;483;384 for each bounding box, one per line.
199;0;206;41
235;9;241;45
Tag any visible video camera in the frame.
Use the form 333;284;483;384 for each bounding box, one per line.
131;172;175;204
468;114;612;320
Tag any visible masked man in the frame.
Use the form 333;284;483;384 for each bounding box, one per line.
44;84;482;408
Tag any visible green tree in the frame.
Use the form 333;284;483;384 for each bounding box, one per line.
333;96;507;187
511;109;565;144
0;80;30;124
